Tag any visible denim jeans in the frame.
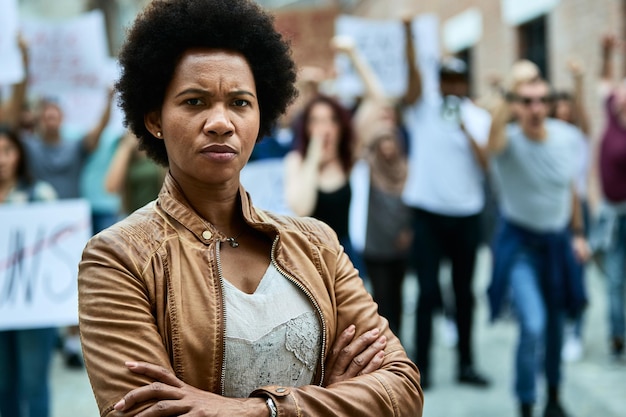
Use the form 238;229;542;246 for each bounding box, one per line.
0;327;57;417
604;213;626;341
509;248;565;405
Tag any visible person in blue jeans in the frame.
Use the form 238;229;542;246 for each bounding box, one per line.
486;73;589;417
0;125;58;417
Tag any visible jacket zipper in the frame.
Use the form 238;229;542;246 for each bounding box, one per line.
269;236;327;386
215;241;228;396
216;235;328;394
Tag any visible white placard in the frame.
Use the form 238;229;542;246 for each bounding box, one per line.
240;159;294;216
444;8;483;53
501;0;560;25
333;14;440;101
0;0;24;85
0;200;92;330
20;10;110;95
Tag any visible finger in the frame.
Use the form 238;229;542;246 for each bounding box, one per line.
332;328;381;375
125;361;184;388
135;400;187;417
358;350;386;376
343;335;387;378
114;382;182;411
326;324;356;375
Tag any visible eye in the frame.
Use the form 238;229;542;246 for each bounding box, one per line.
232;99;250;108
185;98;204;106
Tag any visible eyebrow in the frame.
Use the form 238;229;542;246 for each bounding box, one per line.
174;88;256;99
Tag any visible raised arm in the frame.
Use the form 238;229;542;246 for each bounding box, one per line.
83;88;115;153
486;97;511;156
567;59;591;136
599;34;618;98
402;17;422;106
1;35;29;129
331;36;386;102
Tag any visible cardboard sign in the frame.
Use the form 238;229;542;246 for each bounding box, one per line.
0;200;91;330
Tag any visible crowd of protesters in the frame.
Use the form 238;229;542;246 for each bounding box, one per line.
0;10;625;417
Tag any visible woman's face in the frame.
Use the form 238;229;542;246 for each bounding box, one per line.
0;134;20;183
307;102;341;160
146;48;260;188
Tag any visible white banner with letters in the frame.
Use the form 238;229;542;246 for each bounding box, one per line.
0;200;91;330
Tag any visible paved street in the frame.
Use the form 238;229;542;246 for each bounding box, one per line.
50;248;626;417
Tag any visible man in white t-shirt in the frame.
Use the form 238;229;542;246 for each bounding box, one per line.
402;29;491;390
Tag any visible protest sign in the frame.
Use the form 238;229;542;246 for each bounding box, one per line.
0;200;91;330
0;0;24;85
333;14;440;100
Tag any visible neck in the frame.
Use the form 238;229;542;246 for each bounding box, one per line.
172;172;244;236
0;177;17;202
523;124;547;141
41;130;61;144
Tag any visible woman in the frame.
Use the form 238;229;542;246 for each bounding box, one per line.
0;125;57;417
284;95;362;269
331;36;412;337
77;1;423;416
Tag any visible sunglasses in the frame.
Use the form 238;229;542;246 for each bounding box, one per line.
510;95;552;106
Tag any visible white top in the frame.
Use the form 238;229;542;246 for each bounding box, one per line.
402;96;491;216
222;263;321;398
491;118;582;232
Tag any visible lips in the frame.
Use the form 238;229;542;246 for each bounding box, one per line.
200;143;237;161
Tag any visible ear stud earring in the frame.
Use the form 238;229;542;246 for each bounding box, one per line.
157;131;162;137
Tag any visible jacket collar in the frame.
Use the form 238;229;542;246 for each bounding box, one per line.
157;172;276;244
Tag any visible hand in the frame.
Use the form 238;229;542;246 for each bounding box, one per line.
330;36;355;54
114;361;265;416
602;33;619;51
567;58;584;77
572;235;591;263
324;325;387;386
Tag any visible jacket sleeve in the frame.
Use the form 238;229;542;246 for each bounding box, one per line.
253;221;424;417
78;227;173;417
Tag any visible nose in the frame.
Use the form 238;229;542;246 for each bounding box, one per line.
202;104;234;137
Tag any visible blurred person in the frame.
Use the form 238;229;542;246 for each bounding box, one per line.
401;17;491;389
595;34;626;360
77;1;423;416
284;94;365;272
21;89;114;368
487;73;589;417
0;124;58;417
551;59;592;363
105;131;166;216
331;35;412;337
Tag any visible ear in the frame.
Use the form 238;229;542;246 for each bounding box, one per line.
144;111;163;139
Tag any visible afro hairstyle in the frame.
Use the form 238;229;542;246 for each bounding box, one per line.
116;0;298;166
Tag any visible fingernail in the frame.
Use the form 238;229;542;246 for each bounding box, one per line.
370;328;380;336
378;336;387;344
125;361;138;368
347;324;356;334
114;399;125;411
377;351;385;359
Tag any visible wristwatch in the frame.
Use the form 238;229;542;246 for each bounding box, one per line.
266;397;278;417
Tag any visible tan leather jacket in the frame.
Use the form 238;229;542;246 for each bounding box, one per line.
78;173;423;417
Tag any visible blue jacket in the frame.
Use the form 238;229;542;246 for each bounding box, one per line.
487;218;587;321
